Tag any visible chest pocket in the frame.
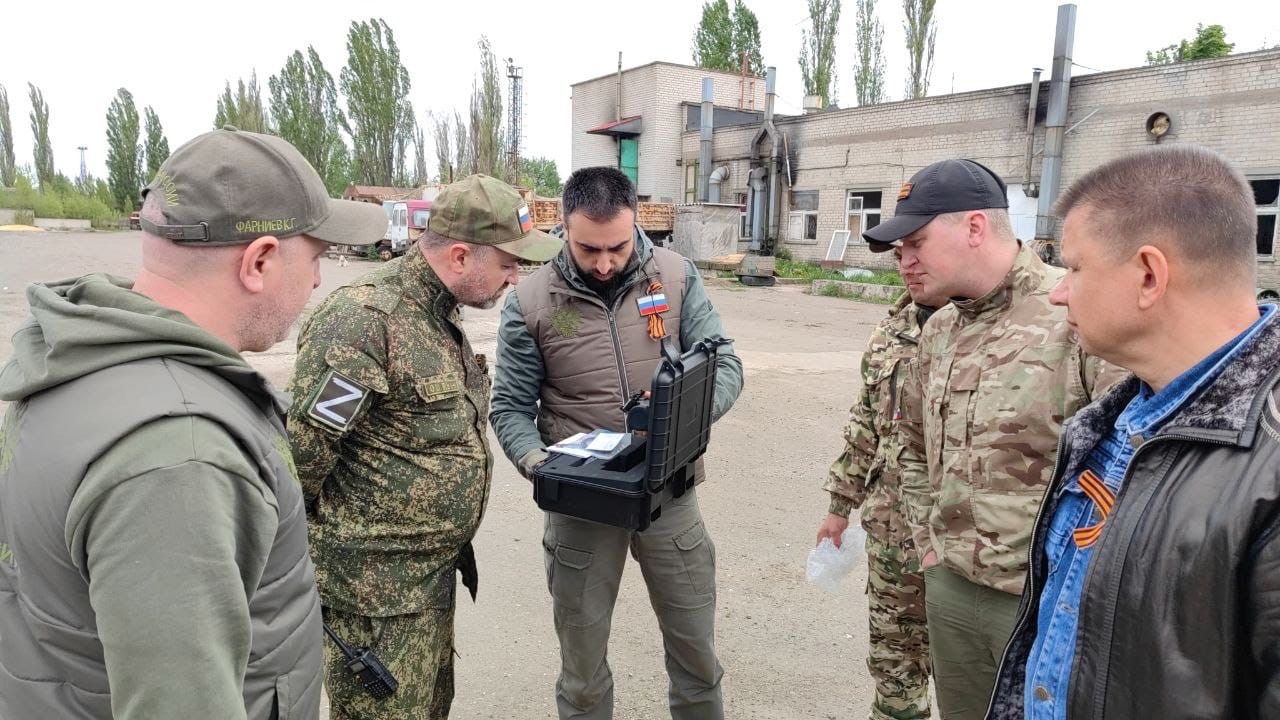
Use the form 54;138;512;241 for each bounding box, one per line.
866;357;903;433
403;373;470;447
938;361;980;456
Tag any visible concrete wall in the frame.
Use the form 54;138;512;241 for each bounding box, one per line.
671;204;740;261
680;49;1280;285
572;62;766;203
34;217;92;230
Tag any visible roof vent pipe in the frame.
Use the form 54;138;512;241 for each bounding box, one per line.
1036;4;1076;241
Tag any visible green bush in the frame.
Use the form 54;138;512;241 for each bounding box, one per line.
0;172;122;227
14;209;34;225
31;193;64;219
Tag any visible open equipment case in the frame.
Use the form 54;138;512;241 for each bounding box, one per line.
532;337;731;530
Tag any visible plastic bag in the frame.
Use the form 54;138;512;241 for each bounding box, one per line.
805;525;867;594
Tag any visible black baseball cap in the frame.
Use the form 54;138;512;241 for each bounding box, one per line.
864;159;1009;251
140;126;386;247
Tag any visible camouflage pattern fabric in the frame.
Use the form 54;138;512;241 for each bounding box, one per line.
866;534;931;720
825;293;932;542
825;293;933;720
286;246;493;619
322;604;456;719
898;244;1125;595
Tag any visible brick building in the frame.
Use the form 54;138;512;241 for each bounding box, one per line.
676;49;1280;286
571;62;766;203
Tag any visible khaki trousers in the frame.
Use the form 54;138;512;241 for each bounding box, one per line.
542;489;723;720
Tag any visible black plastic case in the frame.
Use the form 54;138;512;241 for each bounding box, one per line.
532;338;727;530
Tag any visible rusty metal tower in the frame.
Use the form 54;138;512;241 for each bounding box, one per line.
506;58;523;175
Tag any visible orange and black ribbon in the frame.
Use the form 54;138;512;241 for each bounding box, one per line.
644;280;667;340
1072;469;1116;549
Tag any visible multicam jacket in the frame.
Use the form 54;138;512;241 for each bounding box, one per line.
825;293;935;553
287;247;493;617
898;244;1121;595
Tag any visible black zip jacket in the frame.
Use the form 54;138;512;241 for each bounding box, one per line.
987;310;1280;720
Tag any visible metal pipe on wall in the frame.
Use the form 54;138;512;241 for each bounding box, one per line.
1037;4;1076;239
698;78;714;202
764;67;780;251
1024;67;1042;195
615;52;622;123
708;166;729;204
749;167;768;251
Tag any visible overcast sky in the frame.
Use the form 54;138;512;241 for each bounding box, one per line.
3;0;1276;187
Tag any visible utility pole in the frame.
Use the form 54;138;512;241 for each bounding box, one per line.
77;145;88;186
506;58;523;177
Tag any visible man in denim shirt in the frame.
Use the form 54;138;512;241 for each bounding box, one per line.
986;145;1280;719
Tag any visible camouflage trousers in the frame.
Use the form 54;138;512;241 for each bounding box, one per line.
865;534;932;720
322;604;456;719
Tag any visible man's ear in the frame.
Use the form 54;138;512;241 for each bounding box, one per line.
446;242;470;275
239;236;281;294
967;211;990;248
1134;244;1169;311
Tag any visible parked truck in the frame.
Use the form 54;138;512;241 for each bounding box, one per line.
376;201;410;260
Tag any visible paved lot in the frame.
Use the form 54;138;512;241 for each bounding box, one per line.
0;230;922;719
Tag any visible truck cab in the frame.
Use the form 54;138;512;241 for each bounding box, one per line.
406;199;431;241
377;201;410;261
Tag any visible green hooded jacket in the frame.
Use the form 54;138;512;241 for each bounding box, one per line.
0;274;322;720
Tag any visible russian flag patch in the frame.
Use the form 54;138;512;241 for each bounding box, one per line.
637;292;669;316
517;204;533;233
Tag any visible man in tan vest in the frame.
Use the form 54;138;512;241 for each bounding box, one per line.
490;166;743;719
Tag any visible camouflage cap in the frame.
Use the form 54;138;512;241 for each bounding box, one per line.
428;174;563;262
139;125;385;247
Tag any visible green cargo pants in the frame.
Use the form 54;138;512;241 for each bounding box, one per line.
321;604;456;720
542;488;723;720
923;565;1021;720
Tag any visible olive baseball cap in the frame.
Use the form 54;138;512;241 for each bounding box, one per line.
864;158;1009;252
428;174;563;262
139;125;386;247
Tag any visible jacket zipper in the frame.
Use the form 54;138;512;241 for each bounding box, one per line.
558;272;647;425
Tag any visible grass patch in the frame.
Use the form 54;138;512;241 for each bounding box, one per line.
773;259;905;286
862;270;905;286
774;258;846;282
811;282;899;304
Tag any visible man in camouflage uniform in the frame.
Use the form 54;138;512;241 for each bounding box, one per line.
817;276;946;720
287;175;561;719
863;159;1121;720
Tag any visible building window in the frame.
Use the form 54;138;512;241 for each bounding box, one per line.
788;190;819;242
684;162;699;204
737;192;750;238
845;191;882;244
1254;179;1279;258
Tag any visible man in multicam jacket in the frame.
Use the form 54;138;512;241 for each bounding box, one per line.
817;284;945;720
286;175;561;719
862;159;1121;720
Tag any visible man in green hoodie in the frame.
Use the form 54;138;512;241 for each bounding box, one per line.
0;126;387;719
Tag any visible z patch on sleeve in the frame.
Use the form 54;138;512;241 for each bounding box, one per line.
306;369;373;432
